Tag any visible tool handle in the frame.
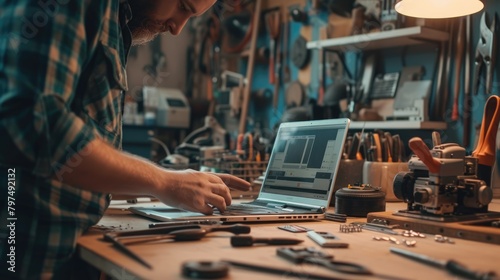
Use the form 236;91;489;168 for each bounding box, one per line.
209;224;251;234
269;39;275;84
472;96;500;166
446;260;497;280
408;137;441;174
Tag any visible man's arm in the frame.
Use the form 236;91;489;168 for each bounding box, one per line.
57;138;250;214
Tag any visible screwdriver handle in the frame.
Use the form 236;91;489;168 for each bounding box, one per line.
230;236;303;247
446;260;497;280
208;224;251;234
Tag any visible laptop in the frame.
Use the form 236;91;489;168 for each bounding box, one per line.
130;118;350;223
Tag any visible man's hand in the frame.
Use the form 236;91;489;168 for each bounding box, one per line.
154;170;251;215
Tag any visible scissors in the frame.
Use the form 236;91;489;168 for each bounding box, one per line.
277;247;372;275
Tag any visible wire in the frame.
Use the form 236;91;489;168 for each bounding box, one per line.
149;137;171;157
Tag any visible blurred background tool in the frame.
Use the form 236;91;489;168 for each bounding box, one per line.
390;247;497;280
472;95;500;187
451;17;465;122
473;12;497;95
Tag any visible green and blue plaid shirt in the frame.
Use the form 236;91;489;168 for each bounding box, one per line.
0;0;131;278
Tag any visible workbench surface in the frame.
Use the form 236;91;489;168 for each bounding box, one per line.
78;199;500;280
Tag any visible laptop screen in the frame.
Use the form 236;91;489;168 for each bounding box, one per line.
258;119;350;207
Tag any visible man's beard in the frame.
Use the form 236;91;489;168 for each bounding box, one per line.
127;1;168;45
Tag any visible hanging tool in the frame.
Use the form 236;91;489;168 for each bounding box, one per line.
441;20;454;119
277;247;372;275
463;15;472;147
472;95;500;187
451;17;465;122
239;0;262;134
265;9;281;85
272;19;283;110
282;12;291;84
390;247;497;280
473;12;498;95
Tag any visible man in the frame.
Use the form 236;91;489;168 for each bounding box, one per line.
0;0;250;279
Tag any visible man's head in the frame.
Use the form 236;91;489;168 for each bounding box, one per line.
127;0;217;45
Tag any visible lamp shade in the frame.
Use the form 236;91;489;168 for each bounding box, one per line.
395;0;484;19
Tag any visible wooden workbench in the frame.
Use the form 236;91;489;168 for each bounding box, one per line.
78;200;500;280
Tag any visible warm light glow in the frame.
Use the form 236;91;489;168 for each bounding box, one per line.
395;0;484;19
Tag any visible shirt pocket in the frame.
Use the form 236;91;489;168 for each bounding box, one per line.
83;42;128;142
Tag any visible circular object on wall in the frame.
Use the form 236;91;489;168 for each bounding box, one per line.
291;35;310;69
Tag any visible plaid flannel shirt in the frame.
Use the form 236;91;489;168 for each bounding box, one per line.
0;0;131;278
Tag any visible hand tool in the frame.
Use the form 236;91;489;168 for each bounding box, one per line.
272;19;283;110
282;12;291;84
384;132;393;162
472;95;500;187
392;134;400;162
441;19;454;119
230;235;303;247
347;132;361;159
224;259;344;280
372;132;382;162
106;225;250;269
463;15;472;148
239;0;262;134
390;247;497;280
473;12;497;95
451;17;465;122
105;224;250;240
265;10;281;85
277;247;372;275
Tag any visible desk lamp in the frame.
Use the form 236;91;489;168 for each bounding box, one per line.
395;0;483;18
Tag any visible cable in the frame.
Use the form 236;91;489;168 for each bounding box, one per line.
149;137;171;157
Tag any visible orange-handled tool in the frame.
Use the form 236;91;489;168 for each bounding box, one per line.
472;95;500;166
472;95;500;186
408;137;441;174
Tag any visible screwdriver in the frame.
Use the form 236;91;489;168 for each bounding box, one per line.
231;236;303;247
390;247;497;280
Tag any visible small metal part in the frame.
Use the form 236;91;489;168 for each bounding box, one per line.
339;224;363;233
404;240;417;247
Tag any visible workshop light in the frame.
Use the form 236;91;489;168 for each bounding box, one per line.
395;0;484;19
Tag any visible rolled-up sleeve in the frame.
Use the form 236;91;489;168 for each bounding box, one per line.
0;1;98;177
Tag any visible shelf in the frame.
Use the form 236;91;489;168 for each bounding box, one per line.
349;121;447;130
307;26;449;51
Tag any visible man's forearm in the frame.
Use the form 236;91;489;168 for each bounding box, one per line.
54;138;167;195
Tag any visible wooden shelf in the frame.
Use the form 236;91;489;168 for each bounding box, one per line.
349;121;447;130
307;26;449;51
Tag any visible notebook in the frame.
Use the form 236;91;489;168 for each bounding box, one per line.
129;118;350;223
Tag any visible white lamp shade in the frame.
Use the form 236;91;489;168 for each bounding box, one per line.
395;0;484;19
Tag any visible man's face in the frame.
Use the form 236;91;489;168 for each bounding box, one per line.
128;0;217;45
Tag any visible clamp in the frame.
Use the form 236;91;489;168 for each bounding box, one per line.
473;12;498;95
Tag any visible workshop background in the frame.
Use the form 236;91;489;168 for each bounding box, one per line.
121;0;500;192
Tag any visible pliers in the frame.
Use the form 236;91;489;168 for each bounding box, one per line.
473;12;498;95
